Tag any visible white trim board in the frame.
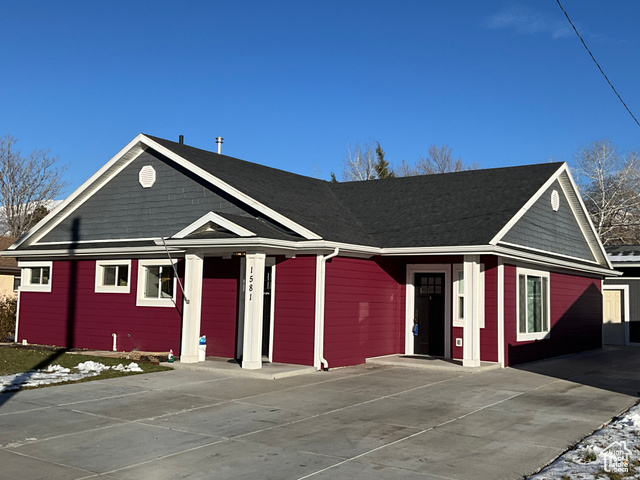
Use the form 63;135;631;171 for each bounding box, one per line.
603;284;630;346
172;211;255;239
405;264;451;359
15;134;322;250
489;164;610;269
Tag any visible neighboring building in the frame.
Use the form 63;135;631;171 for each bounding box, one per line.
603;246;640;345
0;237;19;296
4;134;615;369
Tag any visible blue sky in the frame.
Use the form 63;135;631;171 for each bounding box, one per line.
1;0;639;196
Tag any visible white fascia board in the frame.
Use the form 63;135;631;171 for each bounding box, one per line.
489;164;565;246
609;259;640;265
488;163;611;270
8;246;181;258
558;166;612;269
32;237;160;246
171;211;255;239
14;134;148;249
140;135;322;241
380;245;497;256
497;240;602;266
493;245;618;277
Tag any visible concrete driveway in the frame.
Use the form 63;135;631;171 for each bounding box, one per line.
1;347;638;480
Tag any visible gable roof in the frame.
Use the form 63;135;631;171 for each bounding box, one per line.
8;134;611;272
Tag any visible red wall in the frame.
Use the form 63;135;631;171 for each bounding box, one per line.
18;259;184;355
200;257;240;359
480;256;499;362
272;256;316;366
324;257;404;368
504;265;602;366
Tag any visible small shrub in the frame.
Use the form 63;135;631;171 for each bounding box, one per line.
0;295;17;342
582;450;597;463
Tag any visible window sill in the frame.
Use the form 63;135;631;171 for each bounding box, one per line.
517;331;550;342
19;285;52;293
136;297;176;307
96;286;130;294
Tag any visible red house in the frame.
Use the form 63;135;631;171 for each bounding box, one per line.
6;134;614;369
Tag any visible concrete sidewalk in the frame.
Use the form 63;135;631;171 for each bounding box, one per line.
0;346;638;479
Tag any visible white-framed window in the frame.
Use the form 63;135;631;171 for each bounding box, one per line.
136;259;178;307
18;261;53;292
95;260;131;293
517;267;550;341
452;263;485;328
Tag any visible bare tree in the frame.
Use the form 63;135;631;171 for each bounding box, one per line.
0;135;66;237
393;159;418;177
415;145;477;174
342;142;378;181
573;139;640;245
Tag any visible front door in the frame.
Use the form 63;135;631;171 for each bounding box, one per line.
414;273;445;356
262;266;272;357
603;289;625;345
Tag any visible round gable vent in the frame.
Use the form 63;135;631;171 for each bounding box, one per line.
551;190;560;212
139;165;156;188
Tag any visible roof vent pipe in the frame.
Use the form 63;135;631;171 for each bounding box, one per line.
216;136;223;154
179;135;184;144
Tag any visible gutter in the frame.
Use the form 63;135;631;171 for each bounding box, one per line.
315;247;339;371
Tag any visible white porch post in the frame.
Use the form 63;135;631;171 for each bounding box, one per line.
241;252;266;369
463;255;481;367
180;253;204;364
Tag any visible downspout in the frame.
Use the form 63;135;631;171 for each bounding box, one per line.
317;247;339;371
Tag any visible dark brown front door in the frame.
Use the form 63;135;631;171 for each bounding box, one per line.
414;273;445;356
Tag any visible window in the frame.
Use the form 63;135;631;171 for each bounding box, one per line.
517;268;550;341
452;264;485;328
136;259;178;307
18;261;53;292
13;276;20;292
95;260;131;293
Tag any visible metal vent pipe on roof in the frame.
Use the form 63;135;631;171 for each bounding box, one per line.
179;135;184;144
216;136;223;154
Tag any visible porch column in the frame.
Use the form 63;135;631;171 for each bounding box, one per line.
241;252;266;369
180;253;204;364
463;255;481;367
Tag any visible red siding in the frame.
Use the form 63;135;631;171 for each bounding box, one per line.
18;259;184;355
480;256;498;362
200;257;240;359
451;326;463;359
504;265;602;366
324;257;404;368
272;256;316;366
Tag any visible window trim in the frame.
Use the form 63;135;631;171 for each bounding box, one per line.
136;259;178;307
95;260;131;294
516;267;551;342
18;261;53;292
452;263;485;328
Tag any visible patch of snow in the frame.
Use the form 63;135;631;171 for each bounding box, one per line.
0;361;144;392
528;402;640;479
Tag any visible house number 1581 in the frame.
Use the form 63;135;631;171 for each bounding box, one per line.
248;266;254;301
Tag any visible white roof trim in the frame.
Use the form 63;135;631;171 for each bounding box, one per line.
497;240;601;266
489;163;611;269
140;136;321;241
5;236;617;276
12;133;321;250
12;134;148;249
172;211;255;239
489;164;564;245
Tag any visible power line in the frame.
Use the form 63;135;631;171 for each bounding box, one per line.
556;0;640;129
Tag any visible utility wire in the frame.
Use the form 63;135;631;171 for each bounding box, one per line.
556;0;640;128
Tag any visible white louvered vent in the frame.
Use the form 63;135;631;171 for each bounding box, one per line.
551;190;560;212
139;165;156;188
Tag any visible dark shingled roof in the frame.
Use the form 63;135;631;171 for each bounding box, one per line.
148;135;563;248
